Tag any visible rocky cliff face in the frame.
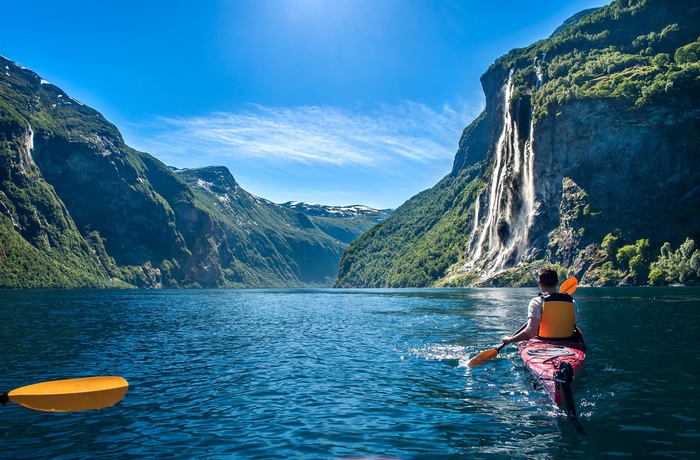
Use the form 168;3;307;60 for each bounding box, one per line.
31;131;190;269
0;55;362;288
533;98;699;265
336;0;700;287
0;61;119;287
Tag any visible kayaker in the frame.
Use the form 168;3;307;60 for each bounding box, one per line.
501;267;577;345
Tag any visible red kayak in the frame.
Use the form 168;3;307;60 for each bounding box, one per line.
518;327;587;434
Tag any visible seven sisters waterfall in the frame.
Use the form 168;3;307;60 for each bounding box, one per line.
468;69;537;278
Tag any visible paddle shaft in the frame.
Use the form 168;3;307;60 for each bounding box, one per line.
503;321;528;347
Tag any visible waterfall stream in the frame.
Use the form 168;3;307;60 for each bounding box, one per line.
467;70;536;278
534;54;546;90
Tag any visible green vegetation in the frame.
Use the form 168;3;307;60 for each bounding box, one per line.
467;234;700;288
649;238;700;285
335;164;485;288
0;215;117;288
616;239;652;281
489;1;700;121
475;262;571;288
590;233;699;287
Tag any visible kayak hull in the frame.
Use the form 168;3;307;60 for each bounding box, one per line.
518;329;586;405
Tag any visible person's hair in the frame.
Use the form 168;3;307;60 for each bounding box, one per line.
538;266;558;288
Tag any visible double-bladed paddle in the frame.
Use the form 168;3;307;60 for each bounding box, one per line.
467;276;579;368
1;376;129;412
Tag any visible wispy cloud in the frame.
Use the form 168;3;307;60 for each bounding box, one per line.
120;101;483;207
124;102;480;170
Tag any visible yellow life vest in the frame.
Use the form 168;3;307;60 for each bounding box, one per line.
538;292;576;339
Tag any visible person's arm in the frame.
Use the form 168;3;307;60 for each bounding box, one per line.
502;316;540;344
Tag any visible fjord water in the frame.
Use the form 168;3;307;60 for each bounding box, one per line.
1;288;698;459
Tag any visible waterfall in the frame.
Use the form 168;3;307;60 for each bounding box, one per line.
534;53;546;90
20;124;36;174
467;69;537;278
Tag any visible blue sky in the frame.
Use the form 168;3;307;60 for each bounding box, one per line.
1;0;608;209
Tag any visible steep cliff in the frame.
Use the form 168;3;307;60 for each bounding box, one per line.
336;0;700;287
0;56;358;288
0;60;120;287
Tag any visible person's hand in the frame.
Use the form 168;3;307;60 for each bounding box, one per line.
502;336;512;345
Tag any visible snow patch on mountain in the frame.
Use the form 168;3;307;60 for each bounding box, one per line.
281;201;392;219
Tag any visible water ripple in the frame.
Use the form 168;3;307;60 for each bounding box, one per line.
1;287;699;459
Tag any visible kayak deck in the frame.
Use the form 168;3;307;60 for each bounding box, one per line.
518;329;586;405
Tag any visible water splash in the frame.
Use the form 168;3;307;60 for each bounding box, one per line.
468;69;536;278
402;343;468;363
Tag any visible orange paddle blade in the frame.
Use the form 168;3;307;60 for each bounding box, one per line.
560;277;578;294
8;376;128;412
468;349;499;368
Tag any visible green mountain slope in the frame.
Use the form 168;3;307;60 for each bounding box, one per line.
176;166;346;286
336;162;487;288
336;0;700;288
0;55;369;288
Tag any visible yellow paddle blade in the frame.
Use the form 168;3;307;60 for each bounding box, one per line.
560;277;578;295
8;376;128;412
468;349;499;368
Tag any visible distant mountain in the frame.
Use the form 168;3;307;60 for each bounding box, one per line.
281;201;391;219
336;0;700;288
280;202;392;244
0;56;382;288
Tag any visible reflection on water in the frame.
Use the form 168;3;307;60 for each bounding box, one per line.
0;287;698;459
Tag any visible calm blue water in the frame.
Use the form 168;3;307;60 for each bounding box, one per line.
1;287;698;459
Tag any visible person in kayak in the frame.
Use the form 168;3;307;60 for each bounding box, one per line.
501;267;578;345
